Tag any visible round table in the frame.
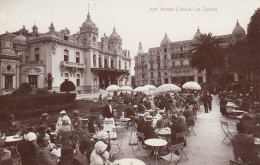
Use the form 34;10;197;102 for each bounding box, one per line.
145;138;167;163
1;136;23;143
117;158;145;165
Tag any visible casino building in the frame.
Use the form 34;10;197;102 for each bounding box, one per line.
134;20;248;87
0;12;131;95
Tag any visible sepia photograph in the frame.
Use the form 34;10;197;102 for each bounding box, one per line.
0;0;260;164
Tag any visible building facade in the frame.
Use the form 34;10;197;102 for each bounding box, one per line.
0;12;131;95
134;21;248;87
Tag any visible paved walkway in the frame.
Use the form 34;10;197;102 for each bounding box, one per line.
115;97;236;165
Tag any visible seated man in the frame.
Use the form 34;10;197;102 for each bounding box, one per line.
36;135;58;165
233;123;259;164
17;132;38;165
142;116;158;140
125;102;135;118
4;114;23;136
170;116;188;145
156;114;171;129
0;139;13;165
182;106;194;127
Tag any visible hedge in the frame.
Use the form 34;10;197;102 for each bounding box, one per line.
0;93;76;111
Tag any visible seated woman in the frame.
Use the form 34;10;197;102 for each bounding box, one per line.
58;118;73;133
87;116;102;135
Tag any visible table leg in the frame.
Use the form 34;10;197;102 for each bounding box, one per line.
153;146;160;164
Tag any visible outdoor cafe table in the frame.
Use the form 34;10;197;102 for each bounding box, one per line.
1;135;23;143
93;131;117;140
117;158;145;165
144;138;167;163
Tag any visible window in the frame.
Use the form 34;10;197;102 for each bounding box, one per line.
35;48;40;61
125;62;127;70
180;53;184;58
164;48;167;53
93;54;96;67
151;64;153;68
164;72;167;75
158;72;161;77
77;74;80;86
180;45;183;51
104;58;108;67
64;35;69;41
93;37;96;42
111;59;114;68
158;63;160;69
76;52;80;63
171;54;175;59
125;80;127;85
164;54;167;60
4;75;13;89
151;72;154;78
165;78;168;84
119;60;121;69
64;49;69;61
99;56;102;67
180;60;183;66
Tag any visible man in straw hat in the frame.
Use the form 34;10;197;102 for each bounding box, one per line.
142;115;158;140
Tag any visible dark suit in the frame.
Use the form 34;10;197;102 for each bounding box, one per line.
171;123;188;145
102;104;114;118
17;140;37;165
4;121;23;136
142;122;158;140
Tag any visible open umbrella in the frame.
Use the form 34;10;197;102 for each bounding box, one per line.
156;84;181;93
120;86;133;91
182;81;201;90
144;85;157;90
106;85;120;92
134;86;145;92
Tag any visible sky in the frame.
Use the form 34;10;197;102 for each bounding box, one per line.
0;0;259;75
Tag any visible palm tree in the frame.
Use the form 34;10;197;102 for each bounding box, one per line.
190;33;224;91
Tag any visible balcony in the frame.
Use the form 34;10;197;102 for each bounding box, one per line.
61;61;85;69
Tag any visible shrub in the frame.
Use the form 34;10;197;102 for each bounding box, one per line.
17;82;32;95
0;93;76;112
60;80;75;93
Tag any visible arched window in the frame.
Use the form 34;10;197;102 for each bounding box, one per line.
93;54;96;67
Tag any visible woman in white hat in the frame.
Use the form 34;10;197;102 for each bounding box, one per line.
56;110;71;131
90;141;113;165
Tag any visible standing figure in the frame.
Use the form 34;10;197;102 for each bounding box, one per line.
202;93;209;113
207;93;213;111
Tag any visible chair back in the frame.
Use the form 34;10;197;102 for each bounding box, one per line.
176;131;188;138
220;120;229;133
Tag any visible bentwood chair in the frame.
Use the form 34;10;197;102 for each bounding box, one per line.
220;120;236;143
175;131;188;160
161;142;185;165
187;117;196;136
131;140;152;165
110;126;125;157
136;131;145;150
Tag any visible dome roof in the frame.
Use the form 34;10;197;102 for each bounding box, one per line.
160;33;171;47
109;26;122;43
13;33;27;42
232;20;246;36
80;13;98;34
193;27;202;41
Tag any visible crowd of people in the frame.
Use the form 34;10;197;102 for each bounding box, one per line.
0;88;259;165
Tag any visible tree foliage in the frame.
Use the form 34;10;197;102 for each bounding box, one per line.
190;33;224;89
247;8;260;46
60;80;75;93
226;39;256;74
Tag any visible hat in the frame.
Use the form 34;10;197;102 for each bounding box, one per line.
144;115;153;122
0;139;5;147
60;110;66;115
133;105;138;108
41;113;48;117
95;141;107;154
25;132;37;141
60;146;74;159
73;110;79;114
